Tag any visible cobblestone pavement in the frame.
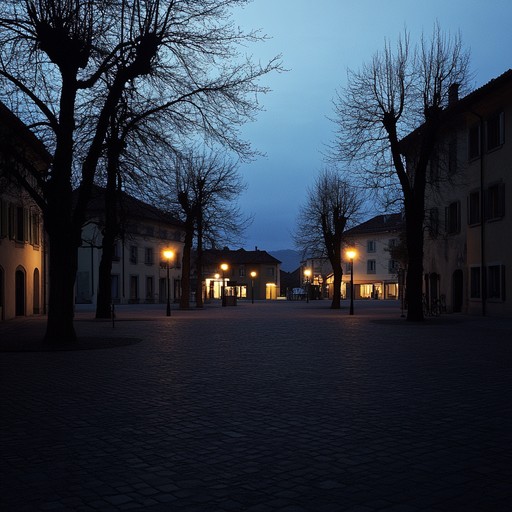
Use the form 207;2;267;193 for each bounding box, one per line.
1;300;512;511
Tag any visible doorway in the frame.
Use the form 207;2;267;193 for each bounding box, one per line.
452;269;463;313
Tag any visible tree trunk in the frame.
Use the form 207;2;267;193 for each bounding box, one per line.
44;230;78;344
96;239;115;318
331;266;342;309
405;202;425;321
179;220;194;310
96;139;122;318
195;209;203;308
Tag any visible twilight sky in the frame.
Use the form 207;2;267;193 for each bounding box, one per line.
231;0;512;252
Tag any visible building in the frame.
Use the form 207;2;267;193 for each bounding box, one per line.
342;213;405;300
202;248;281;301
300;256;332;299
76;186;185;306
0;102;51;321
419;70;512;316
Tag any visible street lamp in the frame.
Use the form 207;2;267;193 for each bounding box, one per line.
163;249;174;316
346;249;356;315
220;263;229;306
304;268;311;303
250;271;257;304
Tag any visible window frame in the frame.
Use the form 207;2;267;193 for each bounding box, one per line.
367;259;376;274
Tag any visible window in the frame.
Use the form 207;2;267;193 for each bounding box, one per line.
468;191;481;225
488;265;506;300
146;276;154;300
145;247;153;265
470;267;481;299
367;259;376;274
486;112;504;151
429;207;440;238
31;212;40;246
111;241;120;262
16;206;26;242
345;262;351;273
388;238;397;248
485;183;505;220
267;267;275;277
448;136;458;175
388;259;399;273
239;266;246;277
445;201;461;234
367;240;376;253
468;124;480;159
129;245;137;264
111;275;120;300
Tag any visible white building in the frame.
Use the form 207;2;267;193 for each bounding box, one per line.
76;186;185;306
342;213;405;300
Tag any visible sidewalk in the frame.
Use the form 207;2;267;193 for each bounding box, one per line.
1;301;512;511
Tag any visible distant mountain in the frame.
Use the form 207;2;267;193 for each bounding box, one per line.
269;249;301;272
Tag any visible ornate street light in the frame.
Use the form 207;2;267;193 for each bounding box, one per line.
250;271;257;303
163;249;174;316
346;249;356;315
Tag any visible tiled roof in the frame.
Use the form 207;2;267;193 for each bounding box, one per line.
203;248;281;266
83;184;183;227
344;213;404;236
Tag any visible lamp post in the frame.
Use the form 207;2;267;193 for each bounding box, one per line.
163;249;174;316
250;271;257;303
304;268;311;303
346;249;356;315
220;263;228;306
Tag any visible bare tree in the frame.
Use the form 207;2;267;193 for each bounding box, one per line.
160;148;250;309
0;0;281;342
331;23;470;320
294;168;364;309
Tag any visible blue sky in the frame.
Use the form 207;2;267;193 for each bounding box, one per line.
233;0;512;251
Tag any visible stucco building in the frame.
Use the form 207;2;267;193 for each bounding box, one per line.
419;70;512;316
0;102;51;321
76;186;185;306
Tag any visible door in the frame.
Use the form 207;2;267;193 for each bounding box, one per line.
452;269;463;313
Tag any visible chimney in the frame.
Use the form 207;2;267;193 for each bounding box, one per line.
448;83;459;106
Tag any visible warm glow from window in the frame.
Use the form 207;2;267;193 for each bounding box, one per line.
304;269;312;278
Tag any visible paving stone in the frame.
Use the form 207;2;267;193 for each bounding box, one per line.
2;301;512;511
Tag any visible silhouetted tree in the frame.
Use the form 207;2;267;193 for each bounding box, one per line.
0;0;280;342
294;169;364;309
163;149;250;309
331;23;470;320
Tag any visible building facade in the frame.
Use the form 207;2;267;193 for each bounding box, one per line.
342;214;405;301
421;70;512;316
0;103;51;321
201;248;281;301
76;187;185;306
